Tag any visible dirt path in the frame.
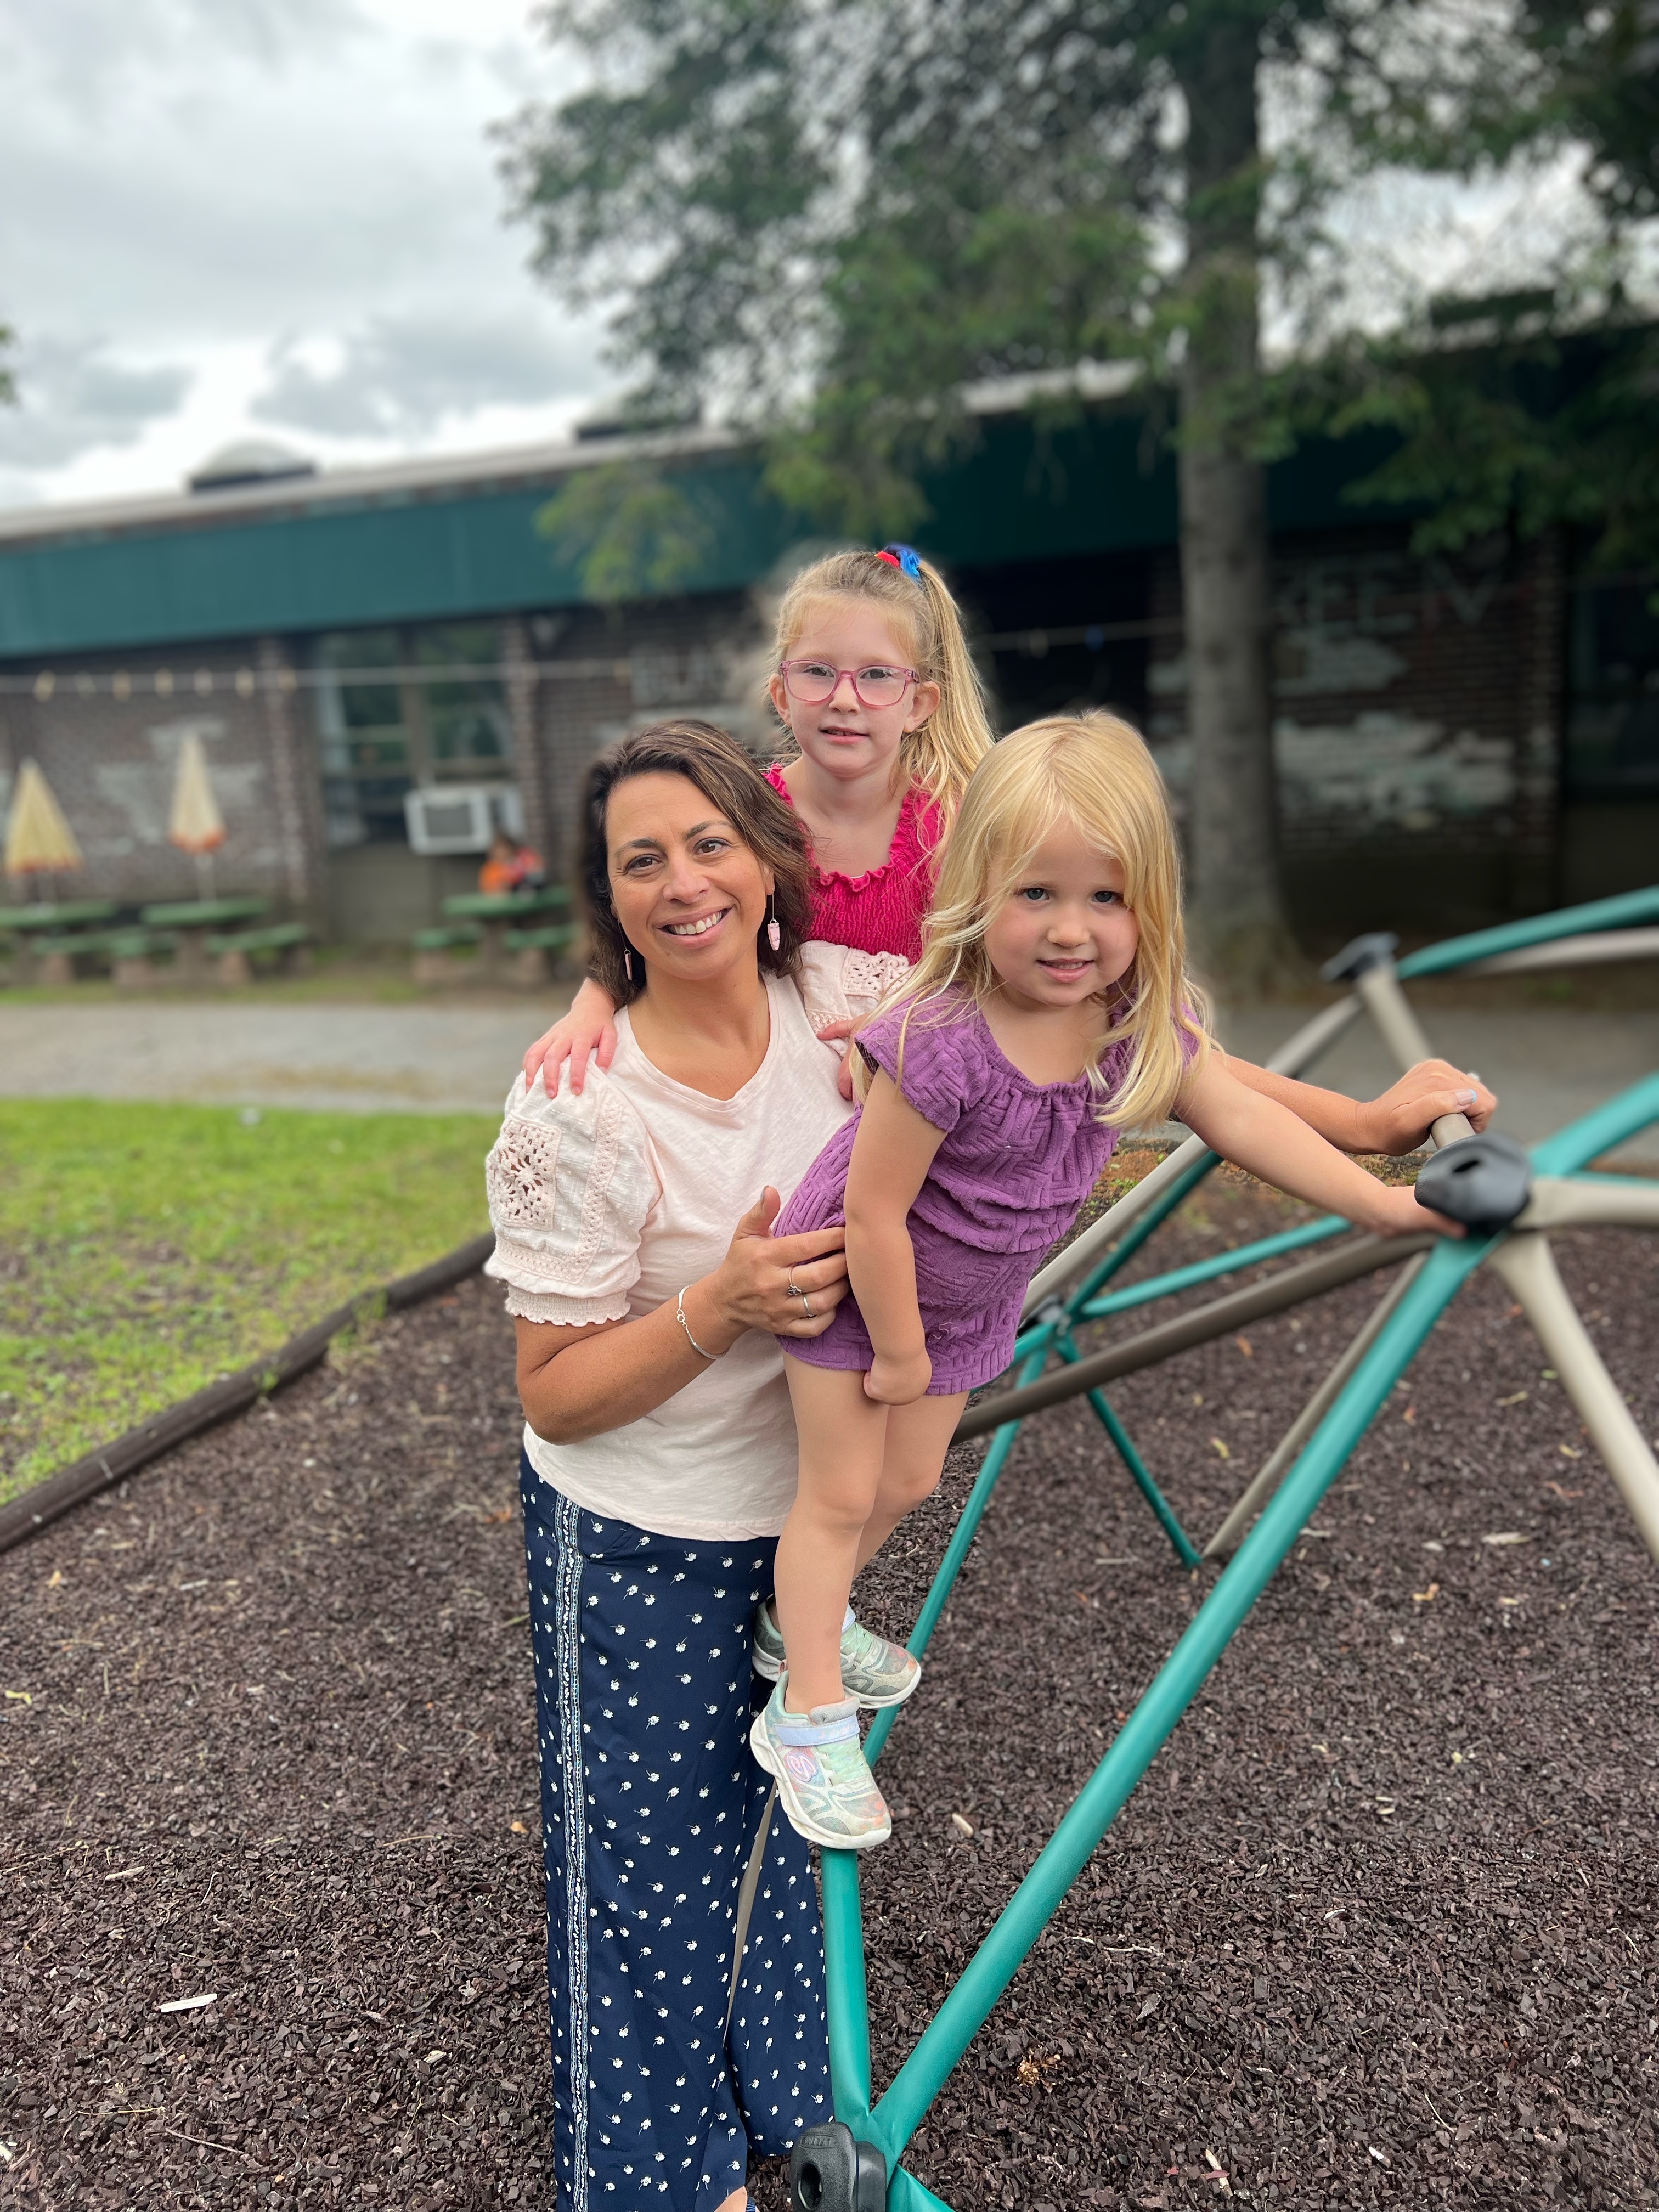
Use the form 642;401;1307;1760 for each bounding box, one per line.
2;1181;1656;2208
0;999;563;1118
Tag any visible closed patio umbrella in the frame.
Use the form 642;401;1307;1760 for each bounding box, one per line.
4;758;84;893
167;729;227;896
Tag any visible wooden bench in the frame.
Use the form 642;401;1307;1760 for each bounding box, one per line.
411;922;483;987
35;927;173;989
205;920;312;985
503;921;580;987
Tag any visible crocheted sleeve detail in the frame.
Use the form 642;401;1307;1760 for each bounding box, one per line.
795;940;912;1036
483;1069;658;1327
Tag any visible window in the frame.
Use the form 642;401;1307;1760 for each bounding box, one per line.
417;625;511;775
312;623;511;847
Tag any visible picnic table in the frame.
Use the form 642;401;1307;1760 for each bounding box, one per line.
438;886;571;984
140;897;269;983
0;901;120;984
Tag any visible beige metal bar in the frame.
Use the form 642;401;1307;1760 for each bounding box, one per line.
1020;993;1367;1319
1202;1251;1431;1560
1487;1230;1659;1564
1461;927;1659;977
1021;1133;1210;1320
1353;964;1474;1151
1515;1176;1659;1232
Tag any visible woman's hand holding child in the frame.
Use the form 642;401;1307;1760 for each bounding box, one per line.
708;1187;850;1343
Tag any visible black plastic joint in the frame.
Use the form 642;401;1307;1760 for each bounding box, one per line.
789;2121;888;2212
1414;1130;1533;1232
1319;930;1401;985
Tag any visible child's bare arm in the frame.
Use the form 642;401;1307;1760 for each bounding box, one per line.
1222;1053;1495;1154
521;977;620;1098
1177;1054;1463;1240
842;1069;947;1403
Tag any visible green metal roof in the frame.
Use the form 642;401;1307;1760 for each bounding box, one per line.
0;408;1408;661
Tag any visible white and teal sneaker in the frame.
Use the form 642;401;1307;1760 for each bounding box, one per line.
750;1679;892;1850
752;1601;922;1710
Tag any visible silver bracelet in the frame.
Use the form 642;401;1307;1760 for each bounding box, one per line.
676;1285;721;1362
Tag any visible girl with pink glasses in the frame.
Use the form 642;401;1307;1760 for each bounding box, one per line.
521;542;990;1093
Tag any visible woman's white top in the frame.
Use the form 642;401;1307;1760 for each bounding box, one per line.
484;943;910;1541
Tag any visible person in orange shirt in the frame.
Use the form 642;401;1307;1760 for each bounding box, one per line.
479;830;545;895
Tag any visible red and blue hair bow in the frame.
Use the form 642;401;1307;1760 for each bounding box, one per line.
876;543;923;579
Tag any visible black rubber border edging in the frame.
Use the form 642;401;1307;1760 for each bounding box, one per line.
0;1232;497;1556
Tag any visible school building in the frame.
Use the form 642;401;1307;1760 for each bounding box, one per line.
0;391;1652;946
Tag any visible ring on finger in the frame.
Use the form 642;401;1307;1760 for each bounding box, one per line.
800;1293;814;1319
786;1275;805;1300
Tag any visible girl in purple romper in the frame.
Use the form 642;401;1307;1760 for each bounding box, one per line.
749;710;1457;1849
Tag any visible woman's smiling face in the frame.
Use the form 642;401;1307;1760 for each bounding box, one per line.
605;771;773;985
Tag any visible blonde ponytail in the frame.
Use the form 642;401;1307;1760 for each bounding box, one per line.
769;546;994;823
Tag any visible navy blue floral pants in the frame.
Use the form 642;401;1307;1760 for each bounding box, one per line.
520;1453;832;2209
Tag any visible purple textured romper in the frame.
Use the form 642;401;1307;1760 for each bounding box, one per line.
775;996;1127;1395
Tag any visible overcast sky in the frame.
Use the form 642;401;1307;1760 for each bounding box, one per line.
0;0;608;510
0;2;1610;516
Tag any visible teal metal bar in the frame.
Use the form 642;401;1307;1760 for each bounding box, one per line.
862;1346;1052;1773
861;1231;1486;2165
888;2170;955;2211
1531;1073;1659;1176
1074;1148;1224;1298
1008;1148;1223;1366
1077;1212;1347;1322
819;1850;873;2126
1395;885;1659;979
1054;1333;1201;1566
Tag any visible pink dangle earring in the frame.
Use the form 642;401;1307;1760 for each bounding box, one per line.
623;945;636;981
765;895;782;954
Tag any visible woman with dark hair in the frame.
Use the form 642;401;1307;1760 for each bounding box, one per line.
483;722;912;2212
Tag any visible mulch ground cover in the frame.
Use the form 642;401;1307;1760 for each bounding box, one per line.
2;1170;1657;2210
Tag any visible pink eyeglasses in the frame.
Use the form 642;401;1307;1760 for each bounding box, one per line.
777;658;919;710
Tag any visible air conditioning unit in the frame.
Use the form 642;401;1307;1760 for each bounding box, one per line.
403;785;524;855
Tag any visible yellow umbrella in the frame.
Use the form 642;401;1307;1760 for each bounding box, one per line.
168;730;227;895
168;730;227;853
4;758;84;882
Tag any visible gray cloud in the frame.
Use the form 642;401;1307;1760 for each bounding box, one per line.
0;336;192;466
0;1;606;505
253;313;597;438
0;0;365;103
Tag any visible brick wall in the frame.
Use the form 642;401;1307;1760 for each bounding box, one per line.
1;538;1581;943
0;643;312;910
1144;522;1565;937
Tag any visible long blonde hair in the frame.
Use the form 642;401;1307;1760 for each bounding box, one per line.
769;547;992;821
877;711;1210;1130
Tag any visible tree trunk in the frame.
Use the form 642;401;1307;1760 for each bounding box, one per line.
1175;19;1299;990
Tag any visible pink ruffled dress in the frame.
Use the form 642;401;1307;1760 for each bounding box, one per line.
765;763;942;962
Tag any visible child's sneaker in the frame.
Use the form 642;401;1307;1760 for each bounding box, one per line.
752;1602;922;1709
750;1679;891;1849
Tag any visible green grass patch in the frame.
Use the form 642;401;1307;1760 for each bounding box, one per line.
0;1100;496;1507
